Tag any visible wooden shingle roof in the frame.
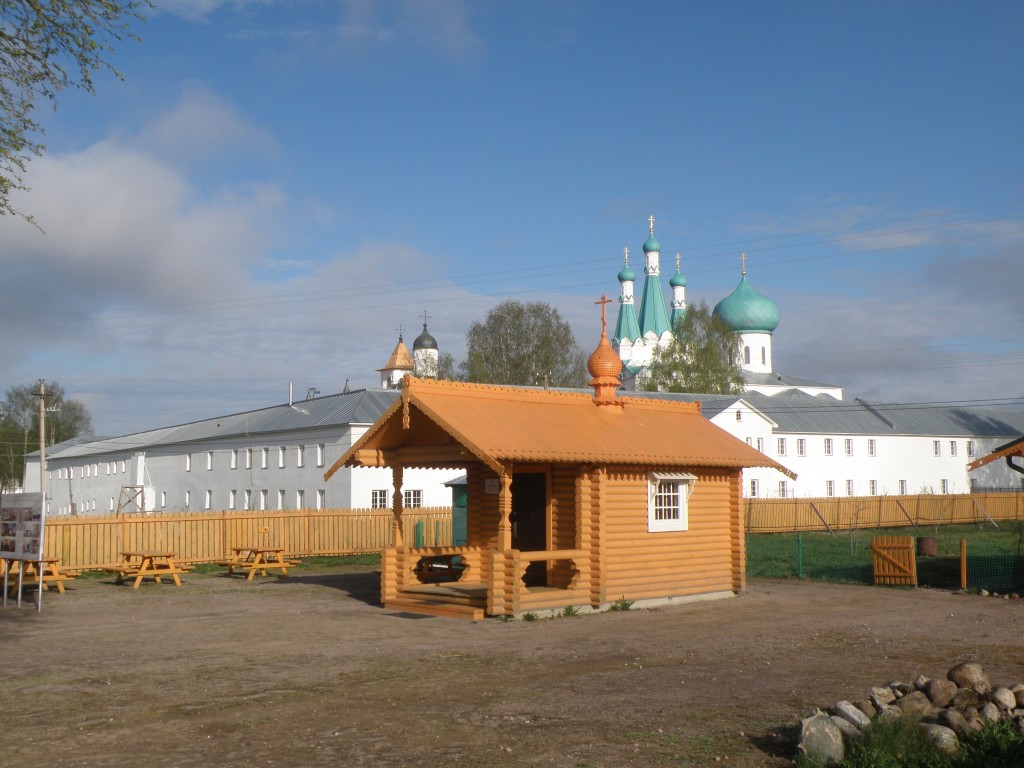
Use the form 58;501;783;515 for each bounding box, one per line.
325;377;794;478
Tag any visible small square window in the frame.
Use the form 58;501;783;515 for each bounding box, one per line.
403;489;423;508
371;490;389;509
749;479;759;497
647;472;695;532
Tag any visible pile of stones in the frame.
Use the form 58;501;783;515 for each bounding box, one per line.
798;662;1024;764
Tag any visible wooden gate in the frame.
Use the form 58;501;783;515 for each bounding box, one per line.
871;536;917;586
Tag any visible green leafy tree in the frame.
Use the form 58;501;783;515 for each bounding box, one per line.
0;0;150;219
0;381;93;490
643;300;744;394
460;299;589;387
435;351;463;382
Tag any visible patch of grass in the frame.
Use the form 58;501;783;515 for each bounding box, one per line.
292;554;381;569
608;598;633;611
521;612;538;622
796;718;1024;768
559;605;581;617
190;562;223;573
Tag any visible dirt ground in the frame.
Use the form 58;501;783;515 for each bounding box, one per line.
2;566;1021;768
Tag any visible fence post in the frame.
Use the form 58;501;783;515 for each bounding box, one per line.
797;533;803;579
960;538;967;591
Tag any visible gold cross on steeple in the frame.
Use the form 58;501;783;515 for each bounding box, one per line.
595;295;613;335
648;214;655;234
676;252;681;272
740;252;747;276
623;246;629;264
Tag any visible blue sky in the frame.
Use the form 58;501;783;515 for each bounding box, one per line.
2;1;1023;436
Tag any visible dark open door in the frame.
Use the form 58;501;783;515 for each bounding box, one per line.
511;472;547;586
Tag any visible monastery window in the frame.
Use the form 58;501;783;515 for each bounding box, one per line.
824;438;834;456
296;490;304;509
229;490;236;510
296;446;305;468
109;497;114;512
826;480;835;497
735;410;742;422
745;437;752;446
259;490;268;510
899;480;907;495
120;461;126;473
184;490;191;509
868;439;876;457
778;480;788;498
230;449;237;470
949;441;957;457
869;480;877;495
277;490;285;510
243;490;251;510
278;447;286;468
967;441;975;458
185;454;192;472
403;490;423;508
93;463;98;476
160;491;166;509
317;444;326;467
756;437;764;453
246;448;253;469
846;480;854;496
316;490;325;510
206;451;213;471
647;472;695;533
371;490;389;509
797;439;806;457
777;438;787;456
261;448;268;469
749;479;759;497
845;439;853;456
106;463;111;475
941;479;949;494
204;490;212;510
932;440;941;457
761;347;766;365
744;347;751;364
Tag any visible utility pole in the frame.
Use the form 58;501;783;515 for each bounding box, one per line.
38;379;46;497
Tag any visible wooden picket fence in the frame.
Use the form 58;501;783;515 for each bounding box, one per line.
44;507;453;572
746;492;1024;533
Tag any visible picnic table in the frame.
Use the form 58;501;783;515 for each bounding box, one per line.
2;557;74;595
102;551;187;589
218;546;298;581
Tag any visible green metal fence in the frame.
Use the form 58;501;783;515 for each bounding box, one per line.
746;523;1024;592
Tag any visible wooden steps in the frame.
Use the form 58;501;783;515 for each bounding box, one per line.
387;582;487;620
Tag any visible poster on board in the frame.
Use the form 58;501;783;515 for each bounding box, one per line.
0;492;45;561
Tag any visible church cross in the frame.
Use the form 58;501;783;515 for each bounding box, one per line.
396;323;405;341
648;214;655;234
595;295;612;335
623;246;629;264
420;310;430;327
740;252;747;275
676;252;681;272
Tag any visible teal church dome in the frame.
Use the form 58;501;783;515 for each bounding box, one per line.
642;233;661;254
713;276;779;333
618;262;636;282
669;271;687;288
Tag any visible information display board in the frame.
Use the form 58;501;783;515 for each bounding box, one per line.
0;492;45;561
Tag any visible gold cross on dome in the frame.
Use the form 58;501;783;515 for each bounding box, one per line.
648;214;655;234
676;252;681;272
740;252;747;275
623;246;629;264
595;295;613;335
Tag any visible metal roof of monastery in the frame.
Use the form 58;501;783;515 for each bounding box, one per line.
741;371;841;390
39;389;399;460
634;389;1024;438
612;301;641;344
637;273;672;338
379;338;414;371
327;377;791;477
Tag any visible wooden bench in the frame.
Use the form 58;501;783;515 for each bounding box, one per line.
221;547;298;581
2;558;75;595
106;552;188;588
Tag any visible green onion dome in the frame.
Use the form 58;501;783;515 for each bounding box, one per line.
712;276;779;333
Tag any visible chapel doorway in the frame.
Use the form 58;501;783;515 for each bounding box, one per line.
511;472;548;587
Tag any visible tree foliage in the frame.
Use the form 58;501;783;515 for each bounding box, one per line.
0;381;93;490
0;0;150;218
643;300;745;395
460;299;589;387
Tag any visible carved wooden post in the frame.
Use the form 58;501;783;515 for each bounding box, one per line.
489;469;514;616
497;470;512;552
391;465;405;549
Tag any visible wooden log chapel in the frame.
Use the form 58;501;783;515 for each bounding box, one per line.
324;298;793;619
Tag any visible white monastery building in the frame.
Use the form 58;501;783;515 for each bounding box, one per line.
24;217;1024;513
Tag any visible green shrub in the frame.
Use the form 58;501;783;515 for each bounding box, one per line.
954;720;1024;767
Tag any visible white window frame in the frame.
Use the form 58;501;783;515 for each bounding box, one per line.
899;480;907;495
316;489;325;510
230;449;238;470
278;446;286;469
403;489;423;508
261;448;268;469
869;480;877;495
824;438;834;456
868;439;876;457
317;443;326;468
246;448;253;469
967;440;975;458
846;479;854;496
296;489;304;508
941;479;949;494
206;451;214;471
749;479;759;497
844;439;853;456
796;439;806;457
826;480;835;497
371;490;389;509
777;438;786;456
949;441;957;457
778;480;788;498
296;445;305;468
185;453;192;472
756;437;764;453
647;471;696;533
933;440;941;457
